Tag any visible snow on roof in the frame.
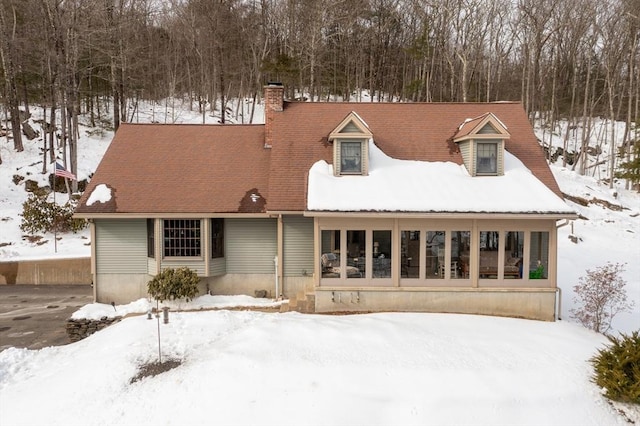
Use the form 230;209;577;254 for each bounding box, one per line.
307;139;574;214
86;183;112;206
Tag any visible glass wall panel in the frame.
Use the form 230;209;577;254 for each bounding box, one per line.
529;232;549;279
401;231;420;278
373;230;391;278
321;230;340;278
346;230;365;278
451;231;471;279
505;231;524;279
425;231;445;279
479;231;499;279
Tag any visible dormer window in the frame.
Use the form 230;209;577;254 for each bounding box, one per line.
454;113;510;177
476;142;498;174
340;141;363;174
329;112;373;176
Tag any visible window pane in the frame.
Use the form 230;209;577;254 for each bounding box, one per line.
401;231;419;278
373;230;391;278
163;219;201;257
529;232;549;279
341;142;362;173
346;230;365;278
425;231;444;279
505;231;524;279
479;231;499;279
321;230;340;278
451;231;470;279
211;218;224;258
147;219;155;258
477;143;497;174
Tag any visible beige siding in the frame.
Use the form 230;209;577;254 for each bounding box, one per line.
95;219;147;274
226;218;277;273
498;140;505;175
147;258;157;275
283;215;314;276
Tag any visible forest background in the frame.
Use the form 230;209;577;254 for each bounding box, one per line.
0;0;638;189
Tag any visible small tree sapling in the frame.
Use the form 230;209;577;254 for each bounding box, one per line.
570;262;634;334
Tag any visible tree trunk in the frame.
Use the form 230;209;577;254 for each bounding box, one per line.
0;3;23;152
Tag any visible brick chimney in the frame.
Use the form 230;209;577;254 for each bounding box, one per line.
264;83;284;148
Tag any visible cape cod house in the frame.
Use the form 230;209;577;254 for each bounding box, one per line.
75;84;576;320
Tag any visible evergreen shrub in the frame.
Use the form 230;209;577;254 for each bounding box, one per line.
20;193;86;235
147;267;200;302
591;331;640;404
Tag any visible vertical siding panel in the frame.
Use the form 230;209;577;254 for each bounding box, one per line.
95;219;147;274
226;219;277;273
459;141;471;174
283;216;314;276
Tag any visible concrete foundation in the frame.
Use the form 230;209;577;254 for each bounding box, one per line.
315;287;557;321
0;258;91;285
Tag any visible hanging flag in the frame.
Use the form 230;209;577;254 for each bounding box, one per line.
54;162;77;180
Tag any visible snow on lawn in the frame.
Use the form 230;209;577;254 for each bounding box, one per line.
0;309;631;426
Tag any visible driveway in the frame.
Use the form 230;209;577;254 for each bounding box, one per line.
0;285;93;351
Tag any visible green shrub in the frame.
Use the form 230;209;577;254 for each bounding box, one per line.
590;331;640;404
20;193;87;235
147;267;200;303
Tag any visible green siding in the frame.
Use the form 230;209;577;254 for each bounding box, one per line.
226;218;277;273
283;216;314;276
209;257;226;276
95;219;147;274
161;258;206;276
340;121;360;133
478;123;497;134
459;140;471;173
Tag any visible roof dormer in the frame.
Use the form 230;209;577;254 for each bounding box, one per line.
454;113;510;176
329;112;373;176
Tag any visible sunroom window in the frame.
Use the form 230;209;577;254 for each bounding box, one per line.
476;142;497;174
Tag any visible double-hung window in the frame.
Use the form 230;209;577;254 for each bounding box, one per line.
340;141;362;174
476;142;497;174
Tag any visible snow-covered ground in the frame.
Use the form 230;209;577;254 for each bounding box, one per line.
0;100;638;425
0;300;636;426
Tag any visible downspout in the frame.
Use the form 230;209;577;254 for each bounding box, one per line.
276;214;284;299
554;219;571;321
274;255;279;300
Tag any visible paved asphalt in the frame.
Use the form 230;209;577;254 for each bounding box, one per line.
0;285;94;351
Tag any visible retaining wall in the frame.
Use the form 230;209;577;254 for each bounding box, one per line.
0;258;91;285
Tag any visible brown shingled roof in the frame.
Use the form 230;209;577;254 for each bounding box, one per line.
77;101;562;216
76;124;269;214
267;101;562;211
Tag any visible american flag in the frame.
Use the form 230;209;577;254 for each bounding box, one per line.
54;162;76;180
